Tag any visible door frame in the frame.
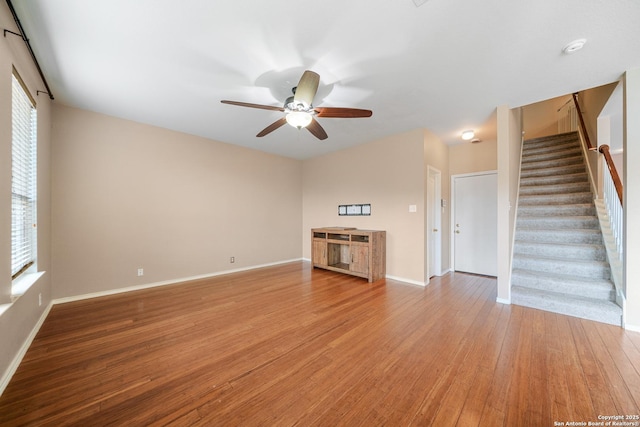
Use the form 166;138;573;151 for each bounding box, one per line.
426;166;442;282
450;170;497;273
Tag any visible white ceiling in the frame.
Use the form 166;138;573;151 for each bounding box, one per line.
11;0;640;159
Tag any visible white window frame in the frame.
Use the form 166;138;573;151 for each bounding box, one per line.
11;70;38;295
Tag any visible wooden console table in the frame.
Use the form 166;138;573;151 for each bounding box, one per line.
311;227;386;282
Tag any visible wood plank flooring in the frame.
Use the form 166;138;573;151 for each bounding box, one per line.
1;261;639;426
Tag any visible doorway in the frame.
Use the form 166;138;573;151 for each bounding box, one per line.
427;166;442;281
451;172;497;277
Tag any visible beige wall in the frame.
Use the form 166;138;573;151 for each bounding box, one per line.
51;105;303;299
449;139;497;176
0;2;53;389
522;95;571;139
581;83;618;146
302;129;428;284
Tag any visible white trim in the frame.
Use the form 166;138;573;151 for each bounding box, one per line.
53;259;303;305
625;323;640;333
11;271;45;301
496;297;511;305
0;302;53;397
385;275;426;287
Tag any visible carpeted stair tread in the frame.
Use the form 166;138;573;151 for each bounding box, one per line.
513;241;606;261
512;254;610;279
511;286;622;325
521;155;584;170
520;163;586;178
520;172;589;187
523;131;580;146
522;147;583;163
517;203;596;217
519;181;591;195
516;215;599;229
518;192;593;205
523;141;581;156
511;268;615;301
515;228;603;244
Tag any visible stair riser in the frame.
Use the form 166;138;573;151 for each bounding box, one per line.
524;132;579;147
521;156;584;170
523;142;580;157
511;287;621;326
519;183;591;196
515;229;602;245
519;193;593;205
522;148;582;163
511;272;615;301
520;164;585;178
520;173;588;187
518;205;595;217
513;242;606;261
517;217;599;229
512;256;610;279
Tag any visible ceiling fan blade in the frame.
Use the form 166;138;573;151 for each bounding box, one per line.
315;107;373;118
257;117;287;137
306;118;328;140
293;70;320;106
221;100;284;112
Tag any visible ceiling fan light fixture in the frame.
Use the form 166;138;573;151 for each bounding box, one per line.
286;111;312;129
461;130;475;141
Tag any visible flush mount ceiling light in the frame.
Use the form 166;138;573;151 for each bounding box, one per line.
285;111;313;129
461;130;475;141
562;38;586;54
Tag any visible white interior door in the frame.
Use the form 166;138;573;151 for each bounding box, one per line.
453;173;497;276
427;166;442;280
427;176;436;278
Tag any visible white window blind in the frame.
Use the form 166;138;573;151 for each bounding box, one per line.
11;73;37;280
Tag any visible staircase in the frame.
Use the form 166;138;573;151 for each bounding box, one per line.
511;131;622;326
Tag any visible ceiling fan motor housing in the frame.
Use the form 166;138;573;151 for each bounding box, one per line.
284;95;312;113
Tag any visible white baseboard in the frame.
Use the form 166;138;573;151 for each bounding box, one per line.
53;258;303;305
496;297;511;305
385;275;426;287
0;302;53;397
624;323;640;333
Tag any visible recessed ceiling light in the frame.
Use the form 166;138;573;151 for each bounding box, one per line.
461;130;475;141
562;39;586;54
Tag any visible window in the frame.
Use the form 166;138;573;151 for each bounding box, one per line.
11;71;37;283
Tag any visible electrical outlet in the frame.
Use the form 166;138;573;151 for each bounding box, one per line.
230;257;235;263
38;293;42;307
137;268;144;276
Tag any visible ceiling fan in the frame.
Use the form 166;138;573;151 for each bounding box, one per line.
221;70;372;140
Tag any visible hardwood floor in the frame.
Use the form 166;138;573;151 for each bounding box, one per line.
1;261;639;426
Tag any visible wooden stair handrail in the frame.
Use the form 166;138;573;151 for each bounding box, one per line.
599;144;624;207
572;92;596;151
